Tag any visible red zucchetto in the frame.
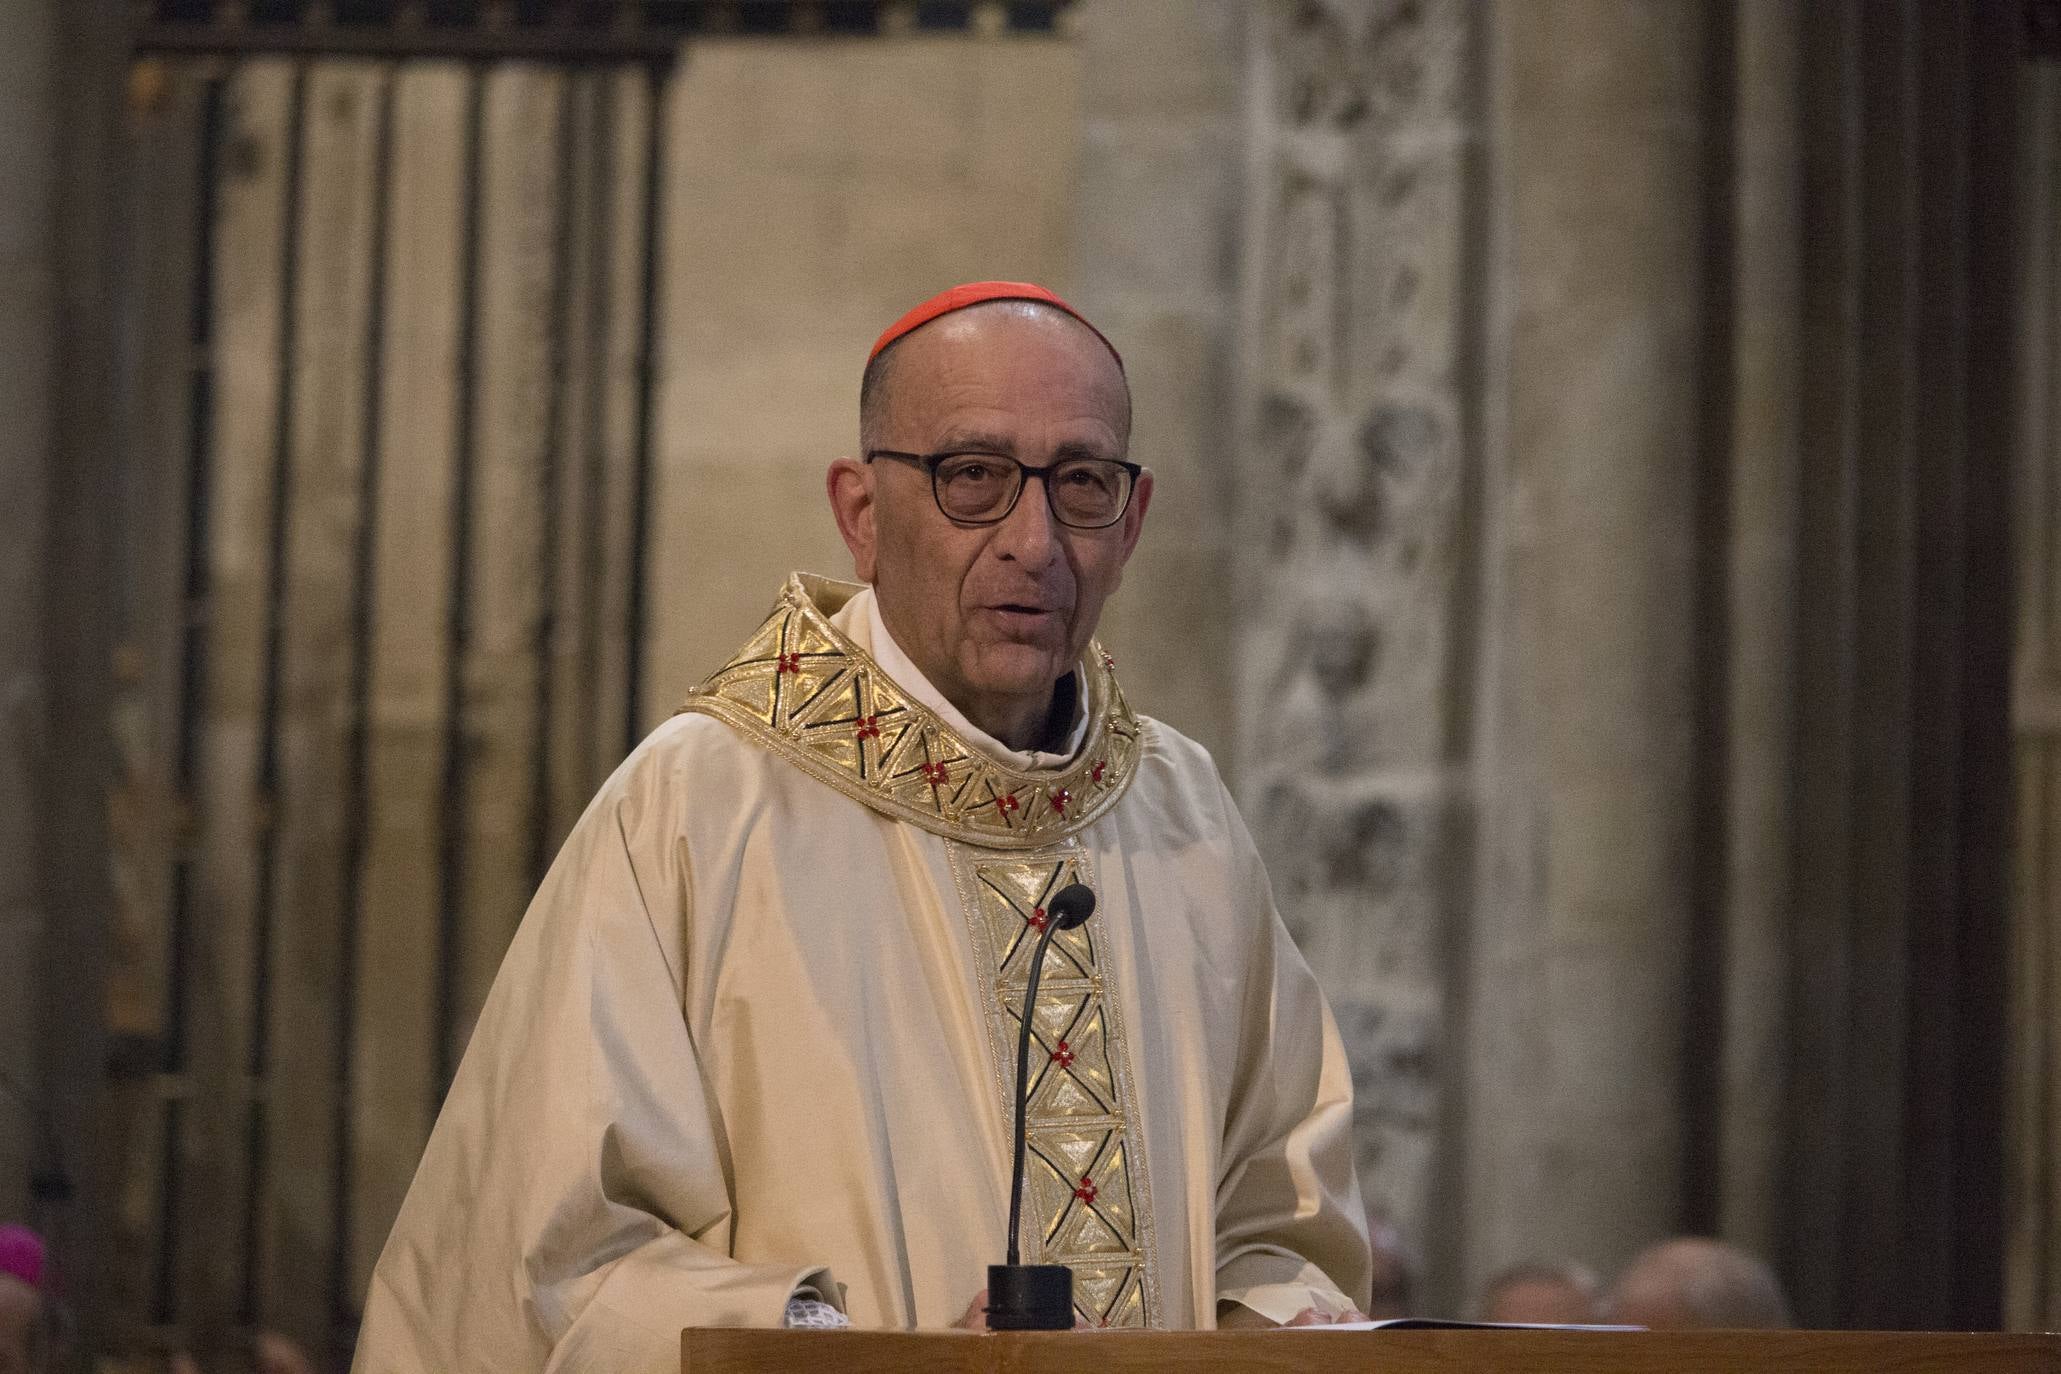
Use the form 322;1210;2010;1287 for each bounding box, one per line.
867;280;1123;370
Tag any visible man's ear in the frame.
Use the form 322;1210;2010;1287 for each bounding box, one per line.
827;457;878;583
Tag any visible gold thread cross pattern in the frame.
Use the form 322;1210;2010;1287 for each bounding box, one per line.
974;854;1149;1329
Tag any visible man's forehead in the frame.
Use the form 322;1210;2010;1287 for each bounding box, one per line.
893;304;1129;400
860;298;1135;452
882;319;1131;453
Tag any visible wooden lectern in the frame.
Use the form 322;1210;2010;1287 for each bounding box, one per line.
682;1326;2061;1373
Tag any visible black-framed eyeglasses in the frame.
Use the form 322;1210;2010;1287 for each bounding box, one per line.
864;449;1143;529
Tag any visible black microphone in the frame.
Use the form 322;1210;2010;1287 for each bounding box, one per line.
986;881;1096;1331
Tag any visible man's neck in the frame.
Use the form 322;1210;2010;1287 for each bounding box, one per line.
966;676;1076;754
861;590;1081;758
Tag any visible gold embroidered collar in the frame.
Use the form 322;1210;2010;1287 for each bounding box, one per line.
679;574;1142;851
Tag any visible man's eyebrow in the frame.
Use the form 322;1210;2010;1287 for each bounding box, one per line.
931;432;1120;460
931;430;1017;454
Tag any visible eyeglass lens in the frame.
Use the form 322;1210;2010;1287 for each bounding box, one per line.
934;453;1132;527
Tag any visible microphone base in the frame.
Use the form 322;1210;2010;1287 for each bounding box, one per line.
985;1264;1074;1330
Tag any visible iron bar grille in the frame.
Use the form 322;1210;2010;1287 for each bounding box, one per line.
133;0;1073;61
109;58;669;1363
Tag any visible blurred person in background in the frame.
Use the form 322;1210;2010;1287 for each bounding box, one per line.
1605;1236;1793;1329
1477;1258;1603;1325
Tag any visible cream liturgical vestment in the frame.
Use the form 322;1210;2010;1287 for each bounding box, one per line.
353;575;1369;1372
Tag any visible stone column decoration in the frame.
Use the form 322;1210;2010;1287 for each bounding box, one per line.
1232;0;1482;1302
2010;53;2061;1337
1235;0;1710;1308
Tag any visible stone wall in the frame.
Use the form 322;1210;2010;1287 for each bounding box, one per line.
641;12;1252;766
1069;0;1244;765
643;34;1084;708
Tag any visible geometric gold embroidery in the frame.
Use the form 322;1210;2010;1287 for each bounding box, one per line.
949;847;1158;1329
677;574;1142;851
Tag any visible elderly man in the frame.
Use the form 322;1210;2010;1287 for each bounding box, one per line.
354;283;1370;1371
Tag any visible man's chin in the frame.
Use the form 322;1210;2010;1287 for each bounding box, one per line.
960;643;1071;698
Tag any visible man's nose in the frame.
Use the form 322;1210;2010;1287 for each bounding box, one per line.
993;472;1062;565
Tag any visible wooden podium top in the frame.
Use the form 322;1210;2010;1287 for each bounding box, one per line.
682;1326;2061;1373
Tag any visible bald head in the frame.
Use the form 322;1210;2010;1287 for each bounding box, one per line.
859;299;1131;453
1606;1238;1793;1330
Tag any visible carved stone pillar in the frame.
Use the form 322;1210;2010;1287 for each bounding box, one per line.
1459;0;1709;1296
1232;0;1481;1298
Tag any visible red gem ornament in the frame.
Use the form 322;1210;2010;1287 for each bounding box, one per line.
775;652;801;674
1090;760;1107;785
1049;787;1070;815
1050;1039;1074;1068
1027;907;1048;932
922;761;951;787
855;714;880;740
1074;1176;1098;1204
994;792;1021;817
1101;651;1116;669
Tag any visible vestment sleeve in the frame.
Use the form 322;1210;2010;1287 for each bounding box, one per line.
1210;790;1372;1325
352;771;837;1374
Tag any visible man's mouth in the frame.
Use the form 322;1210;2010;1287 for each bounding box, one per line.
984;602;1065;635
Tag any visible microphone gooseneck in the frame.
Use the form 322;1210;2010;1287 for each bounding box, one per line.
989;881;1096;1330
1005;882;1095;1267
